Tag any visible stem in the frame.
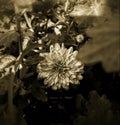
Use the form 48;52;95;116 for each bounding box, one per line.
65;0;69;12
7;69;16;125
67;20;73;33
23;11;34;32
6;3;23;125
16;15;24;81
15;43;42;72
16;15;23;54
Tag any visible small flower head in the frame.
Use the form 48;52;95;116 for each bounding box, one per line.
75;34;84;43
37;43;84;90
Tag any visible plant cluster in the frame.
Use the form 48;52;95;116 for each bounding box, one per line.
0;0;119;125
0;0;90;101
0;1;90;124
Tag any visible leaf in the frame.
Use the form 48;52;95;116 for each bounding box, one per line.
25;53;42;65
0;31;20;47
0;54;16;81
32;0;55;14
0;54;16;70
78;15;120;72
0;78;8;95
47;32;77;48
0;0;14;16
0;72;16;96
73;91;114;125
86;91;113;124
14;0;36;13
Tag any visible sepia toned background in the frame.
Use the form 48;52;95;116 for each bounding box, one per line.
0;0;120;125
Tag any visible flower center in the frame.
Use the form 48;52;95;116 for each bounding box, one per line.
53;61;68;73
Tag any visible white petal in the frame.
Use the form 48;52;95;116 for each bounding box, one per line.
54;28;61;35
50;45;54;53
55;43;61;50
62;84;69;90
67;47;73;54
74;80;80;84
71;74;77;79
75;61;82;67
57;25;62;29
38;71;50;78
52;85;58;90
68;70;75;75
77;74;83;80
72;79;79;84
54;75;59;84
39;53;48;57
57;83;61;89
47;19;55;27
72;51;78;57
61;43;65;49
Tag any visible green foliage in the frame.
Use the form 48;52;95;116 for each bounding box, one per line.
0;0;88;108
86;91;113;125
74;91;119;125
0;0;14;16
0;31;20;47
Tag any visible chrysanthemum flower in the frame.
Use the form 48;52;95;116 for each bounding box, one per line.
37;43;84;90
